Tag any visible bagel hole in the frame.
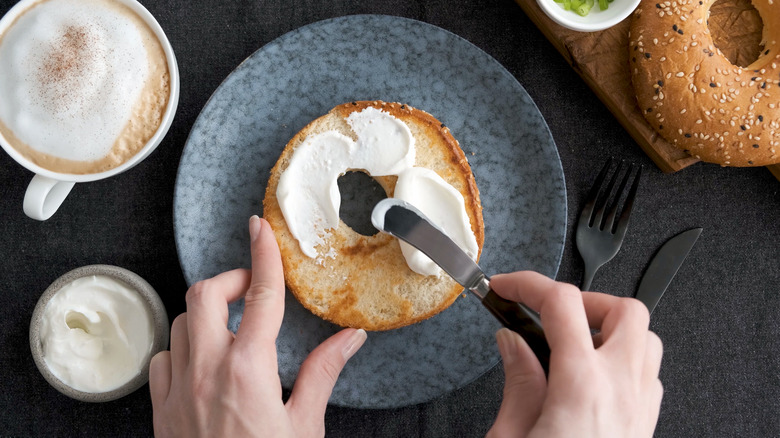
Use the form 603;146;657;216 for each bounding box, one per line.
338;171;387;236
709;0;764;67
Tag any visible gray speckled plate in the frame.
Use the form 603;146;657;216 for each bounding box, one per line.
174;15;566;409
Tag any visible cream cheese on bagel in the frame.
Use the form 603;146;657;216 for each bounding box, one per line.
263;101;484;330
276;106;478;276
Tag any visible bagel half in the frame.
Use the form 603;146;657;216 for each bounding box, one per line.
263;101;484;331
630;0;780;166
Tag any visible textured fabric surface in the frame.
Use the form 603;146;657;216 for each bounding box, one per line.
0;0;778;436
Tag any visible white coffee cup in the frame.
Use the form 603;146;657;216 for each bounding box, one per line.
0;0;180;220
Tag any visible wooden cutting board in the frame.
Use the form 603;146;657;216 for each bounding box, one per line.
514;0;780;179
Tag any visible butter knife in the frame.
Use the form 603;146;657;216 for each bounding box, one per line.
371;198;550;373
635;227;702;314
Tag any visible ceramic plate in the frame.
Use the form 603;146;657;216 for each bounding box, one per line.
174;15;566;409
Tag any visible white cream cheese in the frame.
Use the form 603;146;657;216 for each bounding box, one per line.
277;107;415;258
277;106;478;275
39;275;153;393
393;167;479;276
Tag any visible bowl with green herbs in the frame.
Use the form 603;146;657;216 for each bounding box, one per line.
536;0;640;31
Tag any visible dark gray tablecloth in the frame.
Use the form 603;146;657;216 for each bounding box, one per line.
1;0;778;436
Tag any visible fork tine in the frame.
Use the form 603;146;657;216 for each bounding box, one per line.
614;165;642;238
580;158;613;224
603;163;634;233
592;160;624;228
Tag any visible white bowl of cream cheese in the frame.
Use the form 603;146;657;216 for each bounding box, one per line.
29;265;169;402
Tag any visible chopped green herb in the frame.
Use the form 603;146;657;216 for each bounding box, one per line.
554;0;610;16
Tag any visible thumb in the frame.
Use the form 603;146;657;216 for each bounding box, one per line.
148;350;171;410
286;328;367;434
487;328;547;438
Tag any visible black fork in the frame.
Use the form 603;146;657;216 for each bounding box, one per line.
575;158;642;291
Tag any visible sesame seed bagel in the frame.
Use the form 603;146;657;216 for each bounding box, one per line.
263;101;484;331
629;0;780;166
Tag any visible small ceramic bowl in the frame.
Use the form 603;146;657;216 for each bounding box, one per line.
536;0;640;32
29;265;169;402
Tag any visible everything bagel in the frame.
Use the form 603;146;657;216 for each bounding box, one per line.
629;0;780;166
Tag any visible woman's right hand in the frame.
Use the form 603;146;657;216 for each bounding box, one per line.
486;271;663;438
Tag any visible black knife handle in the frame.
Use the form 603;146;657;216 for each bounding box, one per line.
482;289;550;375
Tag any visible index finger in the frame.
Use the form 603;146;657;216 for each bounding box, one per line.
490;271;593;355
235;216;286;347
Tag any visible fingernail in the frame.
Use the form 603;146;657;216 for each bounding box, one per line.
342;329;367;361
496;328;518;366
249;215;261;242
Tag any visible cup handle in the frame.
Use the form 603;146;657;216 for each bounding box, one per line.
23;175;75;220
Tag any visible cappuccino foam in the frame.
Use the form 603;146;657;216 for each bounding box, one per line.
0;0;169;174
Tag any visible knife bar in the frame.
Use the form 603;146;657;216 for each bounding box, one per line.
378;200;551;373
481;288;550;373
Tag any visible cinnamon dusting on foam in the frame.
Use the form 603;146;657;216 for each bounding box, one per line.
38;24;99;114
0;0;170;174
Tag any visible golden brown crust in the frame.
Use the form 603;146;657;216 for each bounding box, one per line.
263;101;484;331
629;0;780;166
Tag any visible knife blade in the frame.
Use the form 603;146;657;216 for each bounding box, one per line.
635;227;702;314
371;198;550;373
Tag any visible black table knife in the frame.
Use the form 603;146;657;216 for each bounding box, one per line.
371;198;550;373
635;227;702;314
